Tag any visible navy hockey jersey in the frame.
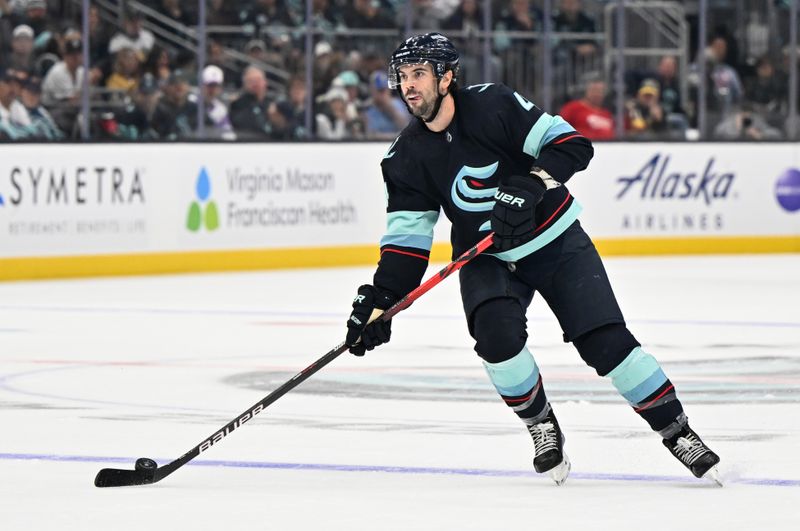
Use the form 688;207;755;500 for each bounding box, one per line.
374;83;594;298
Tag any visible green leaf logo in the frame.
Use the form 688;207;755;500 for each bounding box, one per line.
187;167;220;232
187;201;202;231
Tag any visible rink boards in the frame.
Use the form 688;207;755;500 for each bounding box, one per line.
0;142;798;280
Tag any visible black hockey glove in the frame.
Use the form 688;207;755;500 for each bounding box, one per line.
345;284;397;356
490;174;546;252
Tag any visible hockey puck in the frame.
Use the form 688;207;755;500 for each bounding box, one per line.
135;458;158;471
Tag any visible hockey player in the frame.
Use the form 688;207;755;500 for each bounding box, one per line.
344;33;720;485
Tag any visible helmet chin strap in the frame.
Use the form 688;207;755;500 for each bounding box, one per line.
422;85;447;123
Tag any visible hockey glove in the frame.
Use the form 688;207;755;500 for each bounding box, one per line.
490;174;546;252
345;284;397;356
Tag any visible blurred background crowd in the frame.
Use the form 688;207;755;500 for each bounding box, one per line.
0;0;798;142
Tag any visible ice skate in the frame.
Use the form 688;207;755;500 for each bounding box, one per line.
663;426;722;486
527;409;570;486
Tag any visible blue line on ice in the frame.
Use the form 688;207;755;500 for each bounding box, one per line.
1;452;797;487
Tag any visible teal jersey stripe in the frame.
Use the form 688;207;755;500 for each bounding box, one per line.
380;210;439;251
623;369;669;405
482;347;540;397
489;200;582;262
380;233;434;249
606;347;666;403
522;113;576;159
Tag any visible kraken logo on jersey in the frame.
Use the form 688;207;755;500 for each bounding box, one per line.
450;162;500;232
450;162;499;213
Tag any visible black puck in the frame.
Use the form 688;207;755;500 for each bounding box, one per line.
135;458;158;471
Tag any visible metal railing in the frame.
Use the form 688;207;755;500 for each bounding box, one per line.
7;0;799;142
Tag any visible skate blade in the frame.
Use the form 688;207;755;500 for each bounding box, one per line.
548;454;571;486
702;465;723;487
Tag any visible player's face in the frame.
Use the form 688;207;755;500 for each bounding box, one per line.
397;63;440;120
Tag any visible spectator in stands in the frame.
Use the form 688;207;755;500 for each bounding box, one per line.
143;44;172;84
625;78;666;138
363;70;408;140
105;47;142;95
207;0;238;26
0;6;11;58
0;67;33;139
229;65;278;140
18;0;52;46
109;12;155;56
41;37;83;107
744;55;787;126
713;103;782;140
559;75;615;140
310;0;345;33
274;75;309;140
495;0;541;45
206;39;239;89
240;0;296;34
494;0;541;94
441;0;482;33
401;0;443;31
313;40;343;99
653;56;684;116
86;5;111;69
19;75;62;139
243;38;285;73
1;24;35;72
150;69;197;139
316;85;362;140
442;0;500;87
344;0;395;29
200;64;235;140
156;0;196;27
693;35;743;121
113;73;160;140
332;69;364;115
553;0;598;59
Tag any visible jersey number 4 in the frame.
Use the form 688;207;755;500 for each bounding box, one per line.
514;92;535;111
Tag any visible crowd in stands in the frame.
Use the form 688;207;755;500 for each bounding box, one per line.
1;0;798;141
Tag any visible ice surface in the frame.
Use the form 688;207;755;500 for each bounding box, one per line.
1;255;798;530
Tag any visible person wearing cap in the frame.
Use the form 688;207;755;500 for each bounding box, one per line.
41;37;84;107
624;78;666;137
201;64;235;140
150;69;198;139
1;25;36;72
19;75;62;139
363;69;408;140
108;12;155;56
332;69;362;107
0;67;34;140
315;85;361;140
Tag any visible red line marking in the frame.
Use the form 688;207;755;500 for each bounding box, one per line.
553;133;583;144
381;248;430;261
634;384;675;412
534;193;571;234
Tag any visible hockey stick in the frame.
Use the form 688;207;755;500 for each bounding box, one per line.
94;233;495;487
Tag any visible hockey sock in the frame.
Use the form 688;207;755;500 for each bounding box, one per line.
606;346;686;437
483;346;549;423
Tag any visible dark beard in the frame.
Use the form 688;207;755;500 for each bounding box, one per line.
403;92;435;121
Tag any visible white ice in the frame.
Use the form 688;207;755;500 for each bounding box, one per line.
1;255;799;530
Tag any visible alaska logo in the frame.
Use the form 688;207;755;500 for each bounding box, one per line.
450;162;499;232
187;167;219;232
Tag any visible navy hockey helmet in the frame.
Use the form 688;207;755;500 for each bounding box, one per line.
387;32;460;89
